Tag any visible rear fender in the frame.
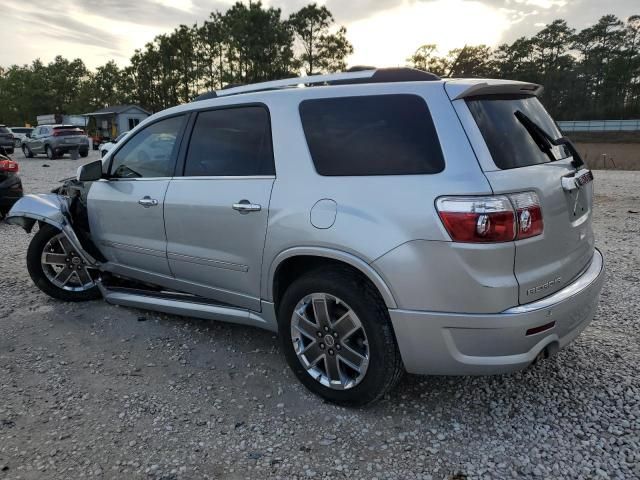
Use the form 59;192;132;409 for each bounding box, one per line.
6;194;99;266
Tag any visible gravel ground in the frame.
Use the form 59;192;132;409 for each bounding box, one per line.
0;150;638;480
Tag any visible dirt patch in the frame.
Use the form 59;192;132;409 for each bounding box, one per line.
575;142;640;170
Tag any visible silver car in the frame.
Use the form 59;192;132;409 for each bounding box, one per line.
22;124;90;159
6;68;605;405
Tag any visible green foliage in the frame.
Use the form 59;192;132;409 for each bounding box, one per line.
1;9;639;124
407;14;640;120
0;2;352;125
288;4;353;75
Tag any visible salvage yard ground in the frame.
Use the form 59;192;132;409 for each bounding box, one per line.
0;150;638;479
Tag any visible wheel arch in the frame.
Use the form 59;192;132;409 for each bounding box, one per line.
267;247;397;311
6;194;99;266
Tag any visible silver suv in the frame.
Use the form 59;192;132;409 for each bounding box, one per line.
7;68;605;405
22;125;90;159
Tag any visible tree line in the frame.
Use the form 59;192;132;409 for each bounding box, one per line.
0;5;638;126
0;2;351;126
408;14;640;120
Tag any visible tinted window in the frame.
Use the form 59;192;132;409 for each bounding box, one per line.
0;127;10;133
110;115;184;179
299;95;444;176
466;95;570;170
184;106;274;176
12;128;32;134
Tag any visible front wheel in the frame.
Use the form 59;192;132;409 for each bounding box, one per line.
278;267;404;406
22;144;34;158
27;224;101;302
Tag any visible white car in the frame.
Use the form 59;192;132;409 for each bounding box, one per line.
99;131;129;158
9;127;33;148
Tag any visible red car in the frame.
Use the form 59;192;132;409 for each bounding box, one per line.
0;152;23;218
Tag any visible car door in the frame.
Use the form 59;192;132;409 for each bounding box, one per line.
88;114;188;279
164;105;275;311
30;127;45;153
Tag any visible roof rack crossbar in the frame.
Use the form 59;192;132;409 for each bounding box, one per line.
215;70;376;97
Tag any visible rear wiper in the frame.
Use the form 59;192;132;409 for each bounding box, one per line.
514;110;584;169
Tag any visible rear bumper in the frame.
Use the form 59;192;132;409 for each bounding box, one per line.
53;145;89;153
390;249;605;375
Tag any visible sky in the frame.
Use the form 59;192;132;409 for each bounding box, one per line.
1;0;638;70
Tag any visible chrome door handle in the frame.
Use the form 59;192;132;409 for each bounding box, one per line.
138;196;158;208
232;200;261;214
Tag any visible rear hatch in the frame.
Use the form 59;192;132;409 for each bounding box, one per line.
0;126;13;146
53;126;86;145
449;84;595;304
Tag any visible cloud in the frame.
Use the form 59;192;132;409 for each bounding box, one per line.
0;0;638;69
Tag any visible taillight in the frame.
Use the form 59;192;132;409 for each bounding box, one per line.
436;192;543;243
0;159;19;172
436;196;515;243
510;192;543;239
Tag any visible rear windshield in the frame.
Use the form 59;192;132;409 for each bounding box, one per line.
299;94;444;176
466;95;570;170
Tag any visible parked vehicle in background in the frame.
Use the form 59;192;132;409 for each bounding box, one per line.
0;125;15;154
0;152;22;218
99;131;129;158
6;68;605;406
9;127;33;148
22;125;89;159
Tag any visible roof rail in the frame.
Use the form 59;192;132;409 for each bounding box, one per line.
192;68;440;101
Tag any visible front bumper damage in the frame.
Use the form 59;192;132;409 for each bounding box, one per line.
6;194;98;266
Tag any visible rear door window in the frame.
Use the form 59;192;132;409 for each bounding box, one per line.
466;94;570;170
183;106;274;177
299;94;444;176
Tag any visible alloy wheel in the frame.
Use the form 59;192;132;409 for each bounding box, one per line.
40;232;97;291
290;293;370;390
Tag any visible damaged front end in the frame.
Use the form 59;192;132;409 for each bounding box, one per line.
6;180;102;267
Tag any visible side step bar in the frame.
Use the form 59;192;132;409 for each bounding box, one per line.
98;284;278;332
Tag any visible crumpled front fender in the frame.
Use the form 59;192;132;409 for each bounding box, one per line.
6;194;98;266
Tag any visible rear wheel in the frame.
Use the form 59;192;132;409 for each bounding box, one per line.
278;267;403;406
79;150;88;158
45;145;56;160
22;144;34;158
27;224;101;302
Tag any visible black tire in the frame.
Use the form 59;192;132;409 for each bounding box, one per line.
27;224;101;302
6;148;14;155
22;144;34;158
278;267;404;406
45;145;56;160
79;150;89;158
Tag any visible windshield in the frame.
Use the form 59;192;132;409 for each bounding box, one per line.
11;128;32;134
466;94;570;170
0;127;9;134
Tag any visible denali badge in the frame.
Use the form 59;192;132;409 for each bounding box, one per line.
527;277;562;296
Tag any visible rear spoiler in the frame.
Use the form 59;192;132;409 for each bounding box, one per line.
446;80;543;101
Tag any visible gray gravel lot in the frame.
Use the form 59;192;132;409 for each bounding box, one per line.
0;149;638;480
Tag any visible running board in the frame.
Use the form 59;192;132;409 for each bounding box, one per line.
98;284;278;332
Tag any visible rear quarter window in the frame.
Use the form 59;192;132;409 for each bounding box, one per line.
299;94;445;176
